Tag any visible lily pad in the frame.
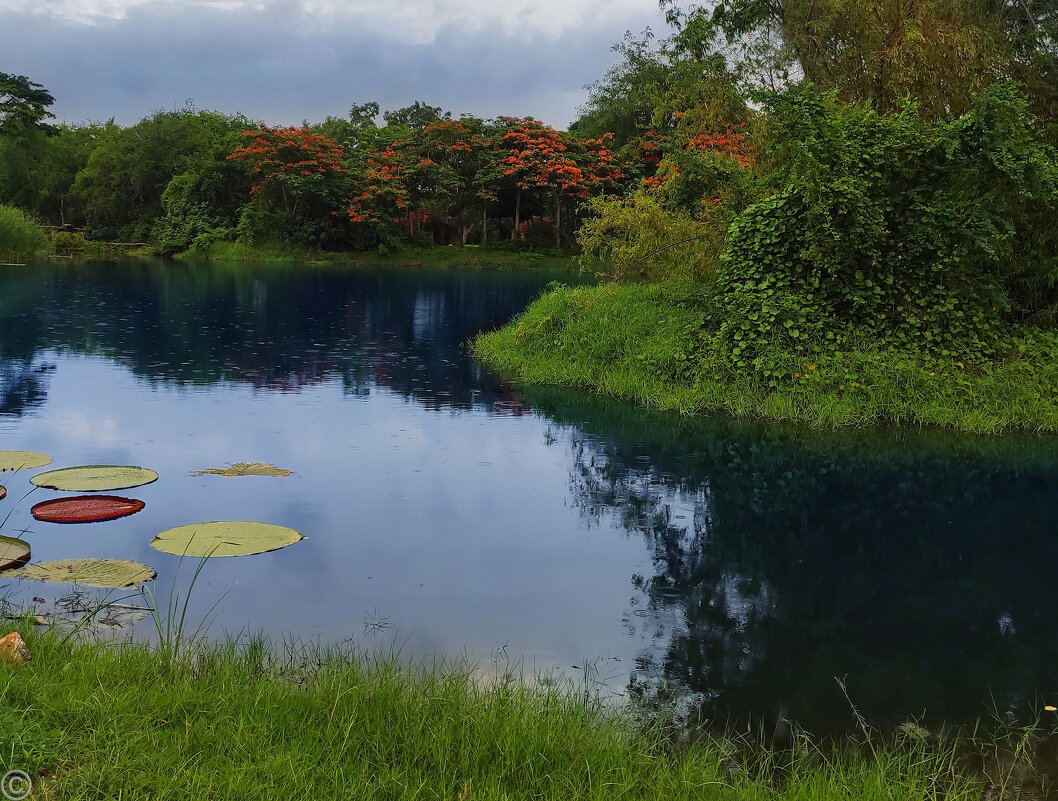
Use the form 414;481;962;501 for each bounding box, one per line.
0;536;30;571
31;495;145;524
150;521;304;557
31;465;158;492
0;450;52;472
191;462;293;478
10;558;156;588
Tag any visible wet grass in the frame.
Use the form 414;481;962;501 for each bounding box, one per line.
178;241;579;271
474;283;1058;434
0;624;992;800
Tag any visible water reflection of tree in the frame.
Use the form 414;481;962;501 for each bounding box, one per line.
0;358;53;417
0;261;558;415
531;386;1058;735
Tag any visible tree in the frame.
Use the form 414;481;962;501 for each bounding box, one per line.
0;73;62;217
383;101;450;131
314;101;382;154
0;73;56;135
72;110;251;241
418;116;498;244
658;0;1058;124
227;124;350;248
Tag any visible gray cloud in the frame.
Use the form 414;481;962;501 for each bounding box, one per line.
0;1;666;129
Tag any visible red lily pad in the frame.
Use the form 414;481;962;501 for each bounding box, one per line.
31;495;146;524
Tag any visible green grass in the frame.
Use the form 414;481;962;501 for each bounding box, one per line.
178;240;579;271
474;283;1058;434
0;205;49;263
0;626;988;800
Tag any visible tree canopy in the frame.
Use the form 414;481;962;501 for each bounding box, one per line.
0;73;56;135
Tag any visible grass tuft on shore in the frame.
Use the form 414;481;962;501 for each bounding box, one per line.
0;626;985;800
474;283;1058;434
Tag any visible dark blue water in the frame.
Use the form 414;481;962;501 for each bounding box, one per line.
3;259;1058;736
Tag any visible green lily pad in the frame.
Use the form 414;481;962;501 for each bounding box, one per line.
10;558;156;588
0;536;30;571
31;465;159;492
191;462;293;477
150;521;304;557
0;451;52;471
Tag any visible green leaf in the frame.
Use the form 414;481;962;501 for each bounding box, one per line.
190;462;293;478
150;521;304;558
31;465;159;492
0;536;30;571
0;451;52;472
11;558;156;588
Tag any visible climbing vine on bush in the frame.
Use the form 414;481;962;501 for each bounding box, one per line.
713;84;1058;382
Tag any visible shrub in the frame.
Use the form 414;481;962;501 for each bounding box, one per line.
713;83;1058;382
0;204;49;262
579;193;720;283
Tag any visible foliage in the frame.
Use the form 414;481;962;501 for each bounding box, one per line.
30;464;159;491
0;73;55;135
575;28;750;153
149;521;303;557
227;125;350;248
0;203;48;262
578;194;717;283
713;84;1058;382
153;162;250;256
73;111;251;241
658;0;1058;125
0;78;93;224
382;100;450;130
8;558;155;588
498;117;621;246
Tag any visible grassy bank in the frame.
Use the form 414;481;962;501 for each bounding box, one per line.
474;283;1058;434
0;626;988;800
178;240;579;270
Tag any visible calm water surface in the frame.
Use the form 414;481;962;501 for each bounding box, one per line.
2;259;1058;735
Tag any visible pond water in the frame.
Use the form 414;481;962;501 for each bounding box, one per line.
2;259;1058;736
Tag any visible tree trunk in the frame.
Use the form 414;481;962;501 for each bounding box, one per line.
555;189;561;248
481;206;487;245
512;188;521;240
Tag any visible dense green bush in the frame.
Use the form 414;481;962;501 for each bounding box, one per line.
0;203;49;261
714;83;1058;381
579;193;720;282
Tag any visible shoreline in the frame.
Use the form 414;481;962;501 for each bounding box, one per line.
474;283;1058;435
0;625;1002;799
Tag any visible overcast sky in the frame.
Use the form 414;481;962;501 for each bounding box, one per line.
0;0;668;129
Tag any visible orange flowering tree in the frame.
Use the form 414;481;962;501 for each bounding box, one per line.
416;117;515;244
227;124;350;246
347;131;449;247
498;118;621;246
643;124;757;212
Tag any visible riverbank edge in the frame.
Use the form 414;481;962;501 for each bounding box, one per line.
0;625;987;800
174;241;580;270
473;283;1058;435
